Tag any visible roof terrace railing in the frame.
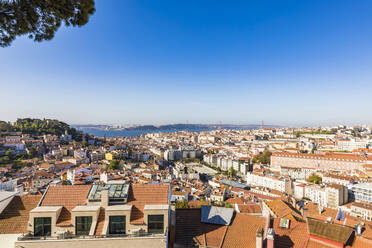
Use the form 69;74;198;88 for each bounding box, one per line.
17;231;167;241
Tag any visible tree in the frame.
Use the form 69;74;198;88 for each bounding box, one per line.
252;149;272;164
307;173;322;184
108;159;120;170
5;150;13;160
175;199;189;209
229;166;236;178
27;147;38;158
214;201;233;208
0;121;14;132
0;0;95;47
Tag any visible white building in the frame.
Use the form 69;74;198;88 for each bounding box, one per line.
304;184;327;207
351;183;372;203
246;173;291;193
349;202;372;221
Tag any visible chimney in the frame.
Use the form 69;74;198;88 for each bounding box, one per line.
265;213;272;235
266;228;275;248
256;227;263;248
101;189;109;207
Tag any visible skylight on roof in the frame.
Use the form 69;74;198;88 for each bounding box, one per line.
88;183;129;202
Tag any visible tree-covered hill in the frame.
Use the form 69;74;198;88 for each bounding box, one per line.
1;118;80;139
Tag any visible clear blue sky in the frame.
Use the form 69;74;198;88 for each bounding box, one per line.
1;0;372;126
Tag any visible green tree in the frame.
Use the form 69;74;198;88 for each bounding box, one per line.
5;150;13;160
229;166;236;178
214;201;233;208
0;0;95;47
175;199;189;209
252;149;272;164
108;159;120;170
307;173;322;184
27;147;38;158
0;121;14;132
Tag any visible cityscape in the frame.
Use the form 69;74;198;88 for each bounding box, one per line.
1;1;372;248
0;120;372;247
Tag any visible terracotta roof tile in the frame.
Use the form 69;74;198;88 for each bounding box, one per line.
273;218;309;248
41;185;91;226
222;214;266;248
0;194;41;234
94;207;105;235
238;203;262;214
127;184;169;224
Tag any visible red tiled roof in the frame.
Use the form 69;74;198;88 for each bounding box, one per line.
238;203;262;214
94;207;105;235
222;214;266;248
273;218;309;248
127;184;169;224
41;185;91;226
0;194;42;234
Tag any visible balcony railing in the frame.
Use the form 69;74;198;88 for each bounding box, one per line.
17;230;167;241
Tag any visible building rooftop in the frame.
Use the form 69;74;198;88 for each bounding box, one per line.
88;183;130;202
127;184;169;224
307;217;354;244
0;194;41;234
201;205;234;226
40;185;91;226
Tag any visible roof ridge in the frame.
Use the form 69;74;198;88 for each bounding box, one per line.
219;225;229;248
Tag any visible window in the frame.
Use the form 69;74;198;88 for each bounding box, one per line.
148;215;164;234
34;217;51;236
109;216;126;235
76;216;92;236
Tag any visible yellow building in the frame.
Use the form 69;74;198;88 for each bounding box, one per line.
105;153;114;161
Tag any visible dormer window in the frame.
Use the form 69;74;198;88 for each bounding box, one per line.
34;217;51;237
76;216;92;236
109;216;126;235
148;215;164;234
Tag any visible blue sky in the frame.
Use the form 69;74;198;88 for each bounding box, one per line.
1;0;372;126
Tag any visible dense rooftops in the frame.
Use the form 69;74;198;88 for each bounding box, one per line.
273;151;372;162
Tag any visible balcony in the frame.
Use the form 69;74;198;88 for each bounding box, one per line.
16;230;168;248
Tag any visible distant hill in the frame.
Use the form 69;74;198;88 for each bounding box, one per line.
1;118;80;139
73;123;281;131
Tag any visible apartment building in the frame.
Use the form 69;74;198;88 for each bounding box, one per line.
351;183;372;203
322;174;354;186
203;154;250;175
325;184;348;209
304;184;348;208
15;183;171;248
293;182;307;199
304;185;327;207
271;152;372;171
246;173;291;193
349;202;372;221
280;167;316;180
337;139;370;152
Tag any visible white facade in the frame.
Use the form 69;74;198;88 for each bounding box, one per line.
351;183;372;203
304;185;326;207
246;173;291;193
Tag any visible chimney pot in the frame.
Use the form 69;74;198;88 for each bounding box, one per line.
266;228;275;248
